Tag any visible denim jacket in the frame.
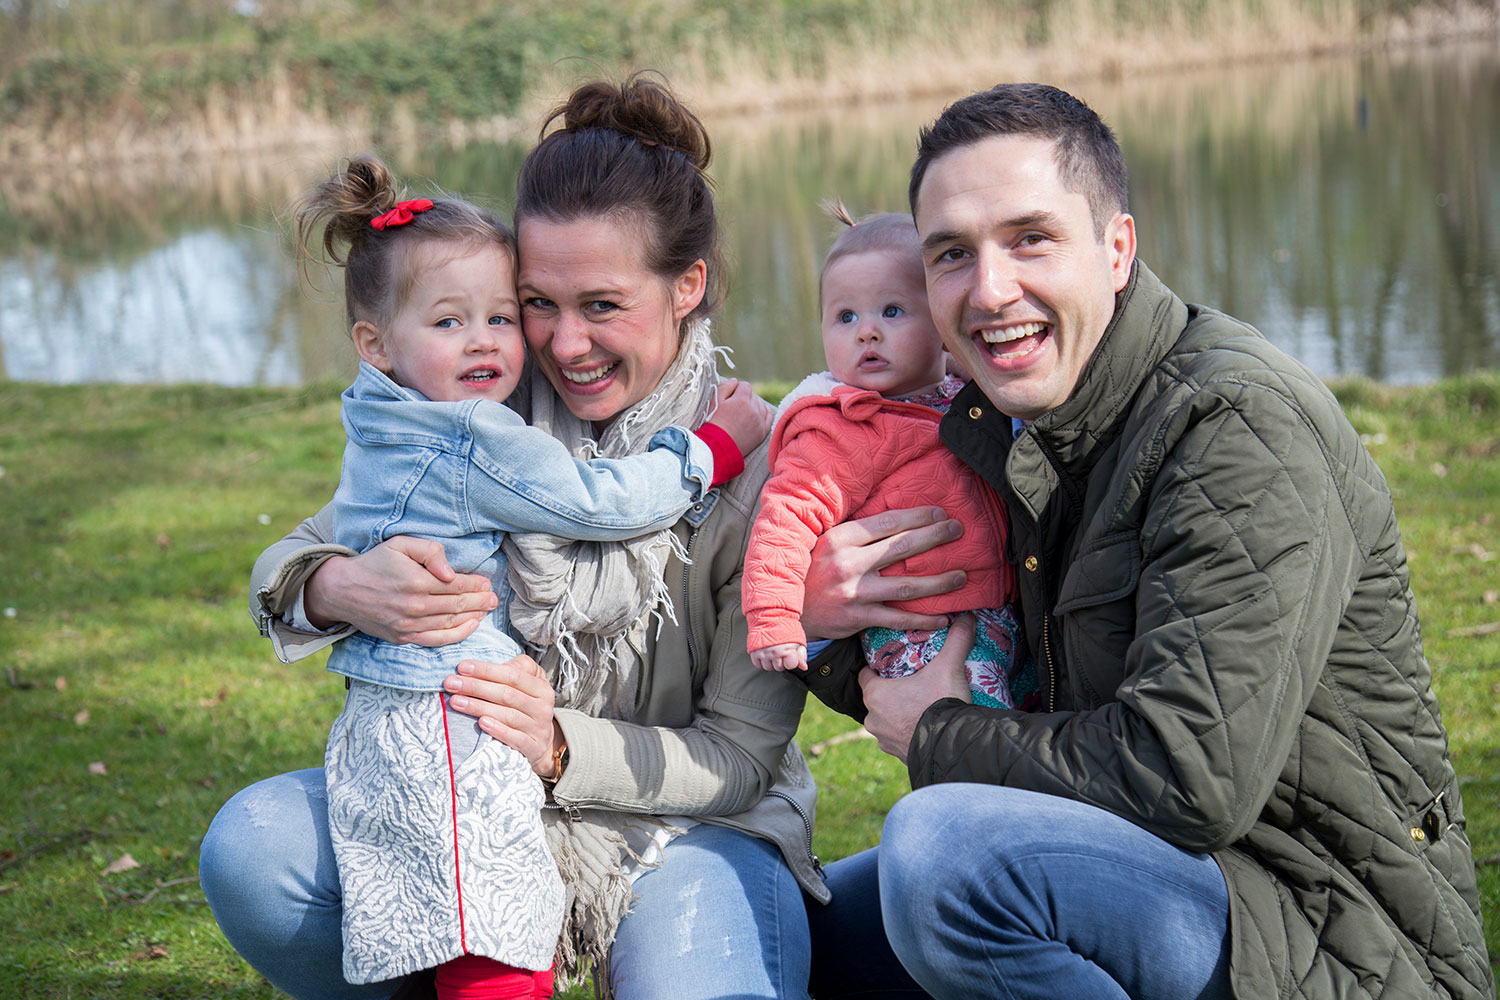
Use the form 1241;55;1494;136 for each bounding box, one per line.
326;362;714;691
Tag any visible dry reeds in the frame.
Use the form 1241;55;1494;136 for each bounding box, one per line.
0;0;1495;182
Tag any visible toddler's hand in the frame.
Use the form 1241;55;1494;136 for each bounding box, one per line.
751;642;807;672
710;379;775;456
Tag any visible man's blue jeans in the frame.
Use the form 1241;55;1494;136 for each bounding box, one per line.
808;784;1233;999
199;768;811;1000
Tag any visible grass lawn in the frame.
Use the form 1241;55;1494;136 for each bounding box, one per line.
1;374;1497;997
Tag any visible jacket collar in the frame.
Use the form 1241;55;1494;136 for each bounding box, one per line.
1003;261;1188;521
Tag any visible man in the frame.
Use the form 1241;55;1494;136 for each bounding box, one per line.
797;83;1490;999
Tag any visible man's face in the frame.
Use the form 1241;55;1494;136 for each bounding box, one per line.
915;134;1135;421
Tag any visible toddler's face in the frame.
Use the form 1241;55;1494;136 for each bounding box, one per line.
820;250;947;398
357;241;525;403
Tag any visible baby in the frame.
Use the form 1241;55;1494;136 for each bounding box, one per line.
742;206;1031;709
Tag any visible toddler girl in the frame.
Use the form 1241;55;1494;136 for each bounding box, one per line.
742;206;1031;709
294;156;764;999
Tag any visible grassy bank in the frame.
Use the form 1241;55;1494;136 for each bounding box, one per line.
0;374;1498;996
2;0;1497;168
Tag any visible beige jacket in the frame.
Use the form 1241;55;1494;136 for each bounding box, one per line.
250;437;829;903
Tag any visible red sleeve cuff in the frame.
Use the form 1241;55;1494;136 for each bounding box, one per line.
695;422;745;487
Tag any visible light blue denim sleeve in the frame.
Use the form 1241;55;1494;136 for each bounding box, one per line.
459;402;715;539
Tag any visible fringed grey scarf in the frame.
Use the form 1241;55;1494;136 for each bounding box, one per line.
501;317;726;982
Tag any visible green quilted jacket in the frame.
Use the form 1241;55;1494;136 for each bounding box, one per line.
807;262;1491;998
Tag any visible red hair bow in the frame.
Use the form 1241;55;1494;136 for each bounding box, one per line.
370;199;434;231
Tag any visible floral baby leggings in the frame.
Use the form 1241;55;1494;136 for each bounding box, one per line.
860;603;1033;709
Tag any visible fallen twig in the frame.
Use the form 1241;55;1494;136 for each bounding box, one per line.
102;874;205;907
1448;621;1500;638
807;728;874;757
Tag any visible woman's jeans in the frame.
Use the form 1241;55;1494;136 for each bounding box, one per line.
200;768;811;1000
808;784;1233;1000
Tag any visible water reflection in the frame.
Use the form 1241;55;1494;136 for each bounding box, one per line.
1;40;1495;386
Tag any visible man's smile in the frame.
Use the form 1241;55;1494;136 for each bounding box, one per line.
974;320;1050;361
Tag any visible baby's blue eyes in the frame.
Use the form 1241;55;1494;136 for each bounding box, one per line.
436;317;458;329
837;305;904;323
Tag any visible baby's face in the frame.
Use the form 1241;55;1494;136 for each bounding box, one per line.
820;250;947;398
363;240;526;403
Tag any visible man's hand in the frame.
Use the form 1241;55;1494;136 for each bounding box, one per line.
304;536;497;645
860;615;974;763
801;507;967;640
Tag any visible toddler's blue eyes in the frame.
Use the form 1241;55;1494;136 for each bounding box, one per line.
839;309;857;324
489;315;510;326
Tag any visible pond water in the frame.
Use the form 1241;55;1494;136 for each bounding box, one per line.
1;40;1496;387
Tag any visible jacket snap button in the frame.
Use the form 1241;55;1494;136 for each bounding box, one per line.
1024;555;1038;572
1411;827;1425;842
818;664;832;677
968;406;983;419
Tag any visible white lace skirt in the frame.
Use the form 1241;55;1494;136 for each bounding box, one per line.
325;682;564;983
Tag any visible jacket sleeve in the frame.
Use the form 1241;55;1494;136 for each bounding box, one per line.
463;404;714;539
550;445;810;817
741;418;875;651
800;638;868;722
909;378;1365;852
247;503;356;663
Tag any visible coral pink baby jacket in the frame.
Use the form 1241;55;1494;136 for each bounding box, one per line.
743;374;1017;652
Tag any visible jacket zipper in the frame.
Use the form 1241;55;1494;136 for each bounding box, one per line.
766;788;824;880
1042;612;1057;713
255;586;274;637
681;522;701;675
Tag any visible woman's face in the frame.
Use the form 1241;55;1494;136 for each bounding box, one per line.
516;215;706;425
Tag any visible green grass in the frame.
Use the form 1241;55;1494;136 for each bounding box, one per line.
2;374;1498;996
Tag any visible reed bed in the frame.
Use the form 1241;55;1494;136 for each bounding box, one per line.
1;0;1496;172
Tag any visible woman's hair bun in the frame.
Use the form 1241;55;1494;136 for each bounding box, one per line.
548;72;711;172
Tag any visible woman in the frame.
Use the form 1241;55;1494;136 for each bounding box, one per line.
199;75;825;1000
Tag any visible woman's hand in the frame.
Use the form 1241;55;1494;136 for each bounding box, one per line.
303;536;497;645
444;654;565;778
860;614;974;763
710;378;775;456
800;506;968;640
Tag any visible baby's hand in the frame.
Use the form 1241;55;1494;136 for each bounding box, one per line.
709;379;775;456
751;642;807;672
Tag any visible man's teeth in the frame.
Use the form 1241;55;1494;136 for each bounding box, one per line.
981;321;1046;345
561;362;616;384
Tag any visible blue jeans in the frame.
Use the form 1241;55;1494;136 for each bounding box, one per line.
808;785;1232;1000
612;823;811;1000
199;768;810;1000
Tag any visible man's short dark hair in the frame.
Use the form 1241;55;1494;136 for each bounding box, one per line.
909;83;1128;238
